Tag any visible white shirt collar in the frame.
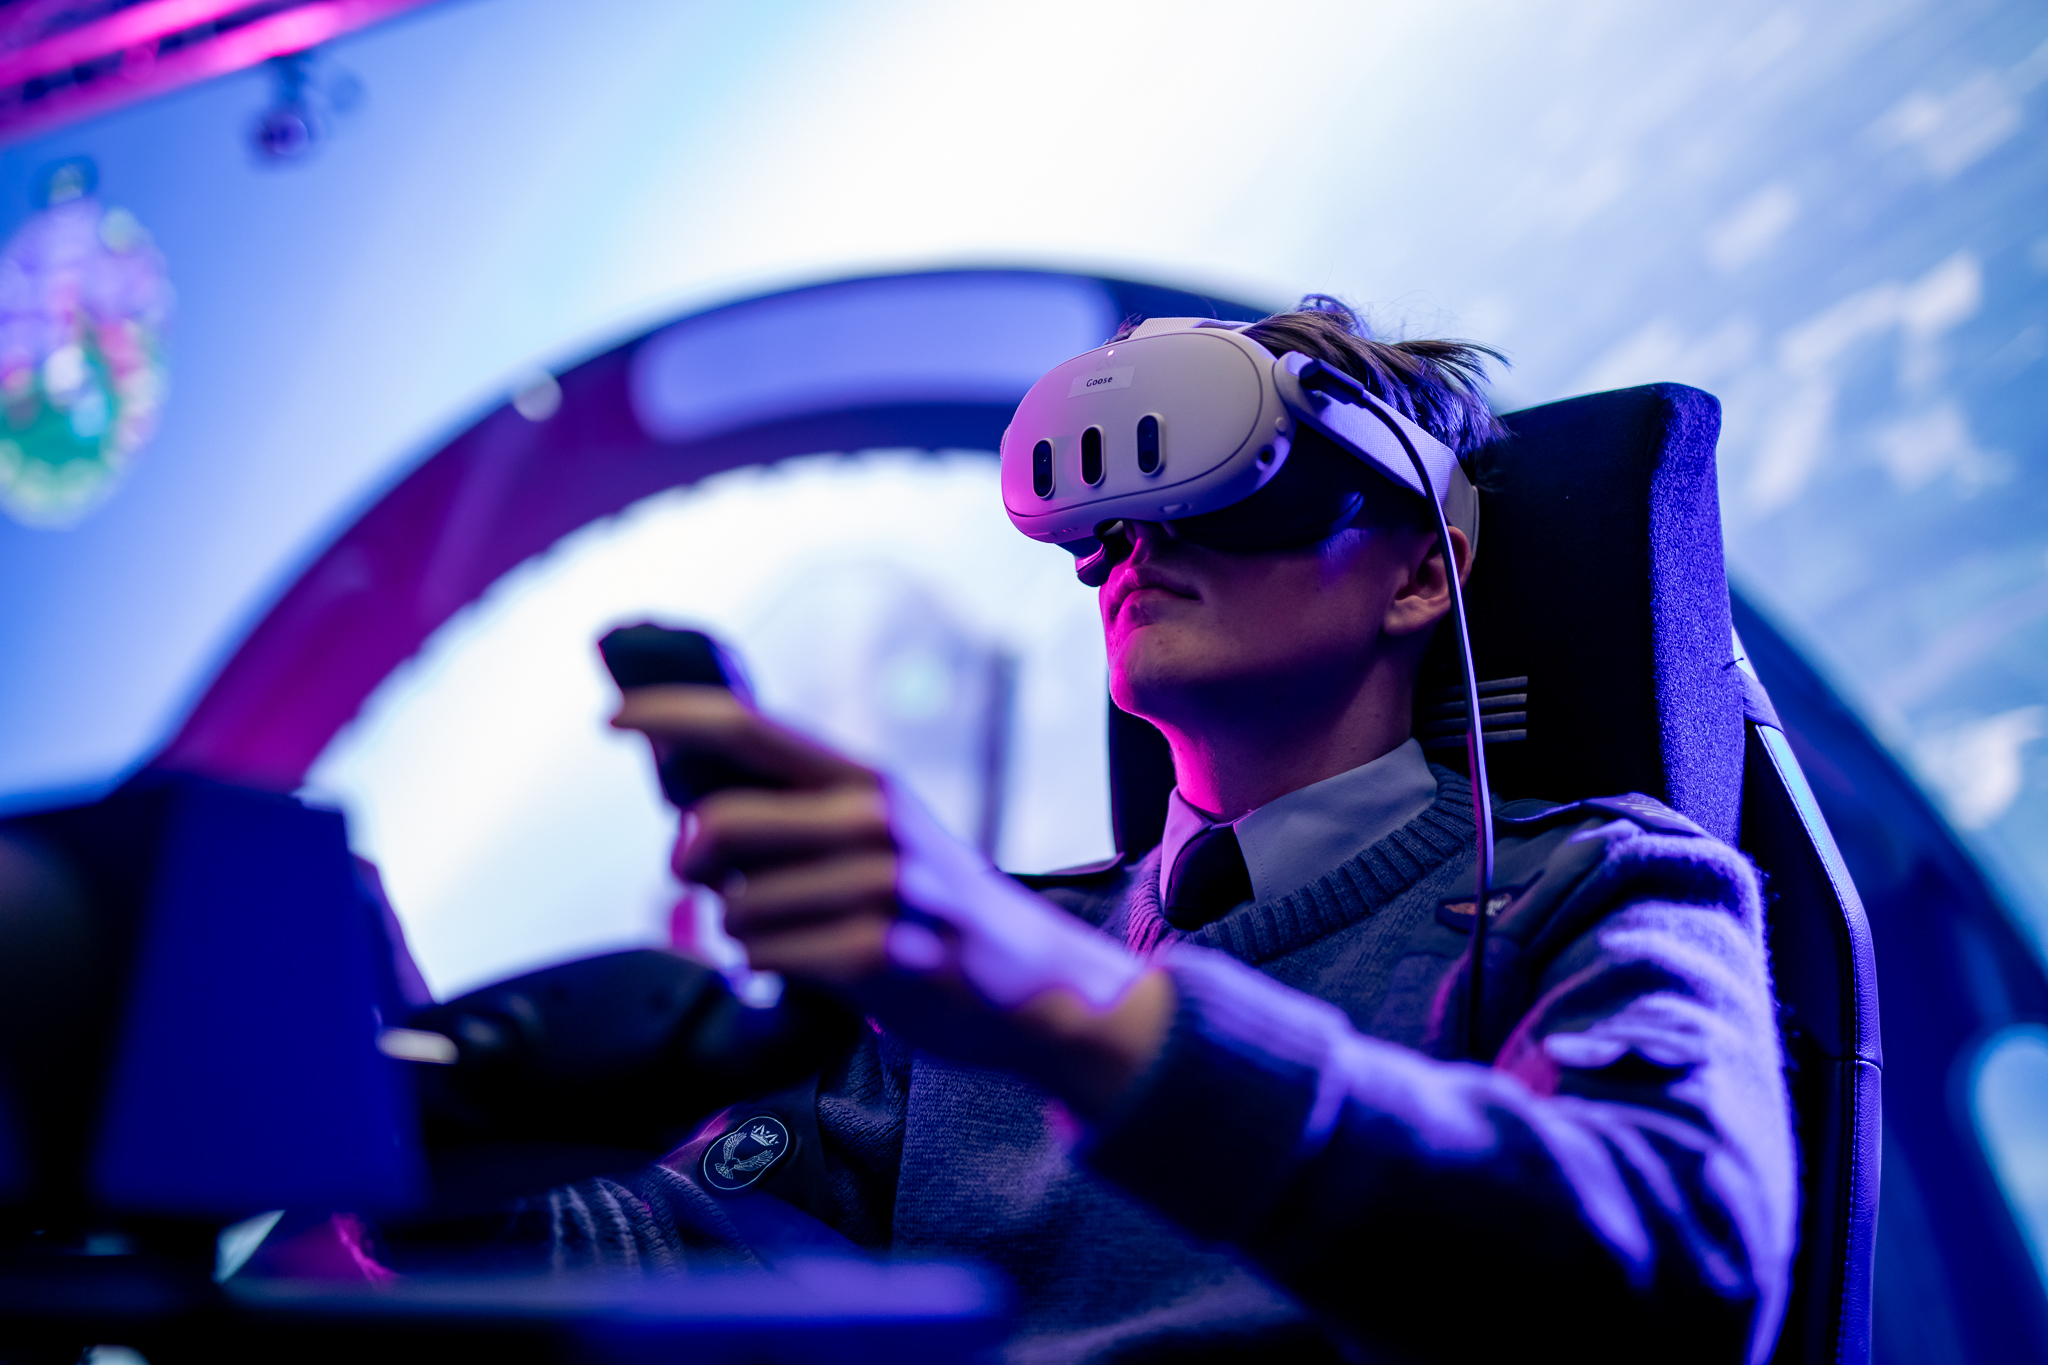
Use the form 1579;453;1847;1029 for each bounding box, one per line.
1158;738;1439;907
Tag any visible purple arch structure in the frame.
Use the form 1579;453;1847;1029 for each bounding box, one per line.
157;269;1268;790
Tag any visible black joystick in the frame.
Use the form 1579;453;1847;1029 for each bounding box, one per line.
405;624;863;1207
401;624;862;1208
598;624;761;808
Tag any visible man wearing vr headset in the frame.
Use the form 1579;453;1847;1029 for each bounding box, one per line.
600;300;1793;1364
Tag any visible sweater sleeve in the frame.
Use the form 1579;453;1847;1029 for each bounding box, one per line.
1080;819;1796;1365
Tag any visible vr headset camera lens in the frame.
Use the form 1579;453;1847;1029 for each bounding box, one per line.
1081;427;1104;486
1136;415;1161;474
1032;439;1055;498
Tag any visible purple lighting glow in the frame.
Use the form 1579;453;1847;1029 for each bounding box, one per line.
0;0;441;148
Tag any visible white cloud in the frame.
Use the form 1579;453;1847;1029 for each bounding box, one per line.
2008;35;2048;95
1914;706;2047;831
1577;318;1686;394
1747;252;1985;510
1871;70;2024;181
1778;282;1903;376
1748;380;1835;515
1898;252;1984;391
1726;11;1805;80
1705;183;1800;273
1576;314;1759;395
1546;154;1631;232
1685;315;1764;382
1900;252;1986;336
1973;1026;2048;1287
1871;401;2007;494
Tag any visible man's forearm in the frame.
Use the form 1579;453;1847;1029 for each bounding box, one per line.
1081;933;1793;1364
1006;969;1178;1120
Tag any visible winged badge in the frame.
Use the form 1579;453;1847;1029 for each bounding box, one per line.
712;1122;783;1182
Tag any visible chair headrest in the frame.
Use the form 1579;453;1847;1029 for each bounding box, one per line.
1417;382;1744;843
1109;382;1746;856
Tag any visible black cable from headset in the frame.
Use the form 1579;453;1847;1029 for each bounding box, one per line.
1370;416;1496;1061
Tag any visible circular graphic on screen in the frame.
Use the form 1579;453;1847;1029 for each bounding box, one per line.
0;160;171;529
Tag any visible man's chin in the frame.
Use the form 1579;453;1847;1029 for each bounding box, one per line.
1110;649;1260;726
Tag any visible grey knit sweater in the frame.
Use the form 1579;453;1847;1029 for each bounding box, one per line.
531;767;1795;1364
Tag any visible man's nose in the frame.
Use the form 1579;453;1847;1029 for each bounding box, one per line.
1124;520;1176;561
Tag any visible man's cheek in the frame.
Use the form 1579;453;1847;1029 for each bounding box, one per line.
1106;629;1161;701
1112;625;1206;693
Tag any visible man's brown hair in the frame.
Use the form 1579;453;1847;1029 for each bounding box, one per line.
1104;297;1506;542
1241;295;1507;457
1110;295;1506;458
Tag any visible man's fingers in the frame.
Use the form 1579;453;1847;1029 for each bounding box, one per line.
611;686;871;790
674;787;893;883
720;849;899;939
736;913;895;988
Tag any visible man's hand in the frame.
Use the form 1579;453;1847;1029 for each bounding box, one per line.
612;685;1174;1118
616;684;897;988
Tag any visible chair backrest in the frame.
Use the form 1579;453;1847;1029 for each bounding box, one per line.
1107;383;1880;1364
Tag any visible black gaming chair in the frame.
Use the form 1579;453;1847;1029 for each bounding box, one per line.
1107;383;1881;1365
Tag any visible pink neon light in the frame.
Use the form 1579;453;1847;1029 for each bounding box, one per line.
0;0;437;145
0;1;277;89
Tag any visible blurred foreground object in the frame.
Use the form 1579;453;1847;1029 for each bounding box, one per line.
0;771;950;1358
0;771;421;1221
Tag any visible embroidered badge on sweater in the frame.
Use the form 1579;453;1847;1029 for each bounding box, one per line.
1437;878;1536;930
701;1114;792;1193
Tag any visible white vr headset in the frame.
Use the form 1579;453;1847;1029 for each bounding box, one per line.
1000;317;1478;584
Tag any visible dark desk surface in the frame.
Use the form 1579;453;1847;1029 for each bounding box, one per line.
2;1254;1010;1363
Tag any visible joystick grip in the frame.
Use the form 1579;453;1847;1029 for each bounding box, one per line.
598;624;757;807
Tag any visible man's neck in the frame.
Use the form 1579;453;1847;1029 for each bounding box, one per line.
1153;667;1417;821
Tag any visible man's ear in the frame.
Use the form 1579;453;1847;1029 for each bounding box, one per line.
1444;526;1474;585
1383;526;1469;638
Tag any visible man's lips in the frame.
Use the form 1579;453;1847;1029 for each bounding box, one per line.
1110;567;1199;621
